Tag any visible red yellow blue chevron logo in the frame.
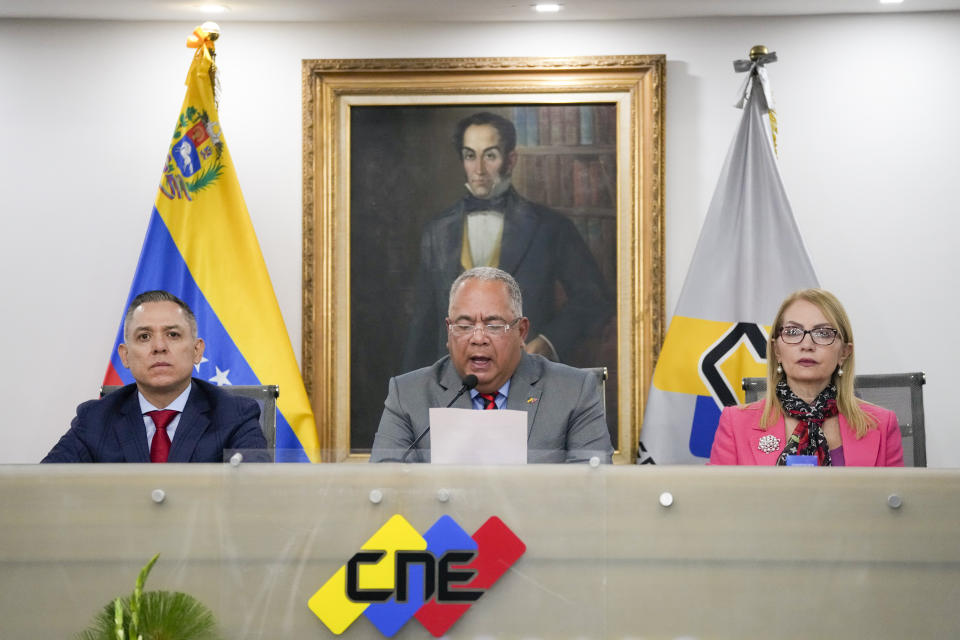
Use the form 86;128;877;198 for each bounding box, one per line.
308;514;526;636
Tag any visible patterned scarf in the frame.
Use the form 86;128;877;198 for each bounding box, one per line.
775;378;838;466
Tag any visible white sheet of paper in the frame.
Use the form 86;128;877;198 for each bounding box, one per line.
428;407;527;464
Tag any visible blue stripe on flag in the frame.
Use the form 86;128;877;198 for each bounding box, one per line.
275;413;308;462
689;395;722;458
110;208;307;462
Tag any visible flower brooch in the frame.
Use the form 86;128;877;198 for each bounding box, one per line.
757;434;781;454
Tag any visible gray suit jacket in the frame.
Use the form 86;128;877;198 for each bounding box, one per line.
370;353;613;463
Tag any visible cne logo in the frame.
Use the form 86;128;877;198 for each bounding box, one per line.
698;322;768;408
690;321;769;456
308;514;525;637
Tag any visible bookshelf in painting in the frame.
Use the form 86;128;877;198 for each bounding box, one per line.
510;104;617;286
508;103;620;445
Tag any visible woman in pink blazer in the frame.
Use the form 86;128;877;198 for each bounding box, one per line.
710;289;904;467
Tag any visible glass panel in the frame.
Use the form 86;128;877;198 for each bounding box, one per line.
2;464;958;637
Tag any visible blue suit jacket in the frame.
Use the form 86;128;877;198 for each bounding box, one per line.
402;187;613;370
41;379;267;463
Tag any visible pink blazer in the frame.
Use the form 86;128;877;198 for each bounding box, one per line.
709;400;904;466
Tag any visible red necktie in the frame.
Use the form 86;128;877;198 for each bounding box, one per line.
146;409;178;463
478;392;498;410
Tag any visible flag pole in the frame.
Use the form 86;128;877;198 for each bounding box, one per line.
734;44;779;153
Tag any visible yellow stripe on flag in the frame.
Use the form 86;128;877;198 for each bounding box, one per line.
156;30;318;459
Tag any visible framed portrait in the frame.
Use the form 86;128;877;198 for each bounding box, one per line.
302;56;665;463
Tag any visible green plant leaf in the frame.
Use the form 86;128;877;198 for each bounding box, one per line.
186;162;224;193
130;553;159;639
77;591;221;640
114;598;124;640
76;555;220;640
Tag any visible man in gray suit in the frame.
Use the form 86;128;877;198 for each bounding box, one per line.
371;267;613;463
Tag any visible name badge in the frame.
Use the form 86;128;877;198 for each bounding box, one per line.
785;454;818;466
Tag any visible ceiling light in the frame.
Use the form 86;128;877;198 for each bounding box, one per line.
533;3;562;13
196;3;230;13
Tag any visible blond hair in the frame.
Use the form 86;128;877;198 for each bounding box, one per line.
759;288;876;438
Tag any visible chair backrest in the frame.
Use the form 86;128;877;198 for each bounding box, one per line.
581;367;608;412
741;373;926;467
100;384;279;451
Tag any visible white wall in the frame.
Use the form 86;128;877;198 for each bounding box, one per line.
1;12;957;465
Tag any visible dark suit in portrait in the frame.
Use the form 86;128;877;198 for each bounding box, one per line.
402;186;612;371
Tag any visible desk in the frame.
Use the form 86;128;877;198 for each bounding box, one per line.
2;464;958;638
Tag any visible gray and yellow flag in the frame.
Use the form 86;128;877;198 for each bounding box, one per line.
638;59;818;464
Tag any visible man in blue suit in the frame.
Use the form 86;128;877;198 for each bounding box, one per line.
402;111;612;372
42;291;267;463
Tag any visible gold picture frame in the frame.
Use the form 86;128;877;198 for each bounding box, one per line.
302;56;665;463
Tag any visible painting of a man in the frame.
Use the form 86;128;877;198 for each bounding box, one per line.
402;111;613;371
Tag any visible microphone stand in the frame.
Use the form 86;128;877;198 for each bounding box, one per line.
400;375;478;463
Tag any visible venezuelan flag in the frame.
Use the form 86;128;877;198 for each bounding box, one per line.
103;25;319;462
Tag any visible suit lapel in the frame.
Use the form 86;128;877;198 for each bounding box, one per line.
417;359;472;458
498;192;539;274
437;206;466;284
435;358;473;410
117;390;150;462
746;415;789;465
168;383;211;463
505;353;542;438
839;414;880;466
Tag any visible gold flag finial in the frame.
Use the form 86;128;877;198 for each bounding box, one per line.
734;46;776;71
186;23;220;106
187;22;219;51
734;45;779;156
749;45;769;61
200;21;220;41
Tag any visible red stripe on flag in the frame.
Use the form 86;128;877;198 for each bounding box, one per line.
103;362;124;387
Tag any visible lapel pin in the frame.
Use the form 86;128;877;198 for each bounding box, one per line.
526;397;537;404
758;434;780;453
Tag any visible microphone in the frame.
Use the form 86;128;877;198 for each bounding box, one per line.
447;375;479;407
401;375;478;463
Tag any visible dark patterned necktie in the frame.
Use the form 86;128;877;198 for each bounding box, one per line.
478;392;498;410
146;409;178;463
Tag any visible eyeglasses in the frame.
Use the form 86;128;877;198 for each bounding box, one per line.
448;318;521;338
778;326;841;345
